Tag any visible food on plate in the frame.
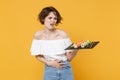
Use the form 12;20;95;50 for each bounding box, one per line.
72;40;92;48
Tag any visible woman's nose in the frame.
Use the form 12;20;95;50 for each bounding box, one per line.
51;18;56;22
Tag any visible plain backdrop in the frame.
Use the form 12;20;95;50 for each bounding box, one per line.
0;0;120;80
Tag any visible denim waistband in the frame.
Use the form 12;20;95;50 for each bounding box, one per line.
43;60;74;80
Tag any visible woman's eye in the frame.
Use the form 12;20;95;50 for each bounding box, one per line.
54;17;57;20
48;17;57;20
48;17;52;19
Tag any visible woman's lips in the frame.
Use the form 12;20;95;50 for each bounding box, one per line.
50;23;54;26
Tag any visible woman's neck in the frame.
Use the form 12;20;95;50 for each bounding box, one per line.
44;28;57;34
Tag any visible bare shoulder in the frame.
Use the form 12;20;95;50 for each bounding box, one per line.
57;29;69;39
33;30;44;39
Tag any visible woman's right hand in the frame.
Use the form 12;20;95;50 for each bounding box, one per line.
46;59;65;69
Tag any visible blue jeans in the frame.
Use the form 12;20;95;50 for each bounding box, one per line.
43;61;74;80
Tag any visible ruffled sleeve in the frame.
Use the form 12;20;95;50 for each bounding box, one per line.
30;39;43;56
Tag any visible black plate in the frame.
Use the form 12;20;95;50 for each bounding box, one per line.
65;41;99;50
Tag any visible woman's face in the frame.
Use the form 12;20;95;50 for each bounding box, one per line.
44;12;57;30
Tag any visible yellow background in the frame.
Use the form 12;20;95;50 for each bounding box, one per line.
0;0;120;80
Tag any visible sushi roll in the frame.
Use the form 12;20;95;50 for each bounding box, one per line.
80;40;92;48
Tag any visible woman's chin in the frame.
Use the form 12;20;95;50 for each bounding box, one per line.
49;27;56;30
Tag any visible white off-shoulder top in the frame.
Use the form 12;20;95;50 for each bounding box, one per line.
30;38;72;61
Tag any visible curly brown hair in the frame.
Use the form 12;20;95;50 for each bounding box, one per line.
38;6;62;25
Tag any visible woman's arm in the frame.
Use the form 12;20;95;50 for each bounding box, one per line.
35;55;48;64
65;50;79;62
35;55;65;68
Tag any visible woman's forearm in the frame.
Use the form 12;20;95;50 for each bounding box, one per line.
66;50;78;62
35;55;48;65
35;55;64;68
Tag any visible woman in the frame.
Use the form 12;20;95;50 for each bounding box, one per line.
30;6;78;80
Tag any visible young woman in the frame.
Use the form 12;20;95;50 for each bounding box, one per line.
30;6;78;80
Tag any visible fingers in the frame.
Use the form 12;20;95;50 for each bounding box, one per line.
57;64;65;68
54;59;66;68
55;59;63;63
58;62;65;68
